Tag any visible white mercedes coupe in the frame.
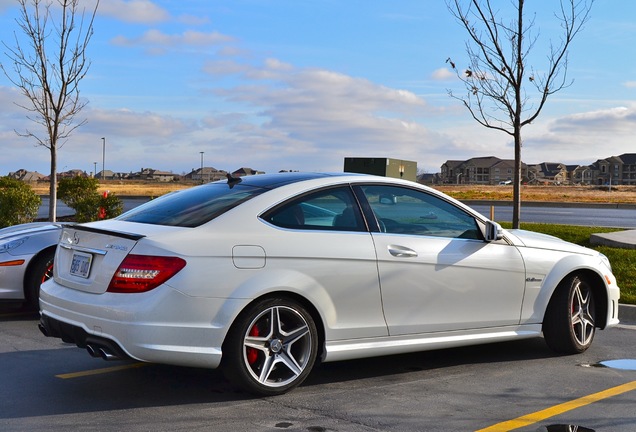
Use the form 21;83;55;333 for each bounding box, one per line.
39;172;620;395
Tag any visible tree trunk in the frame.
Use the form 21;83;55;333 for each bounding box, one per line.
512;130;522;229
48;146;57;222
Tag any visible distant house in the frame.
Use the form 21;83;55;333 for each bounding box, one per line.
232;167;264;177
530;162;569;185
95;170;116;180
8;169;47;182
185;167;228;183
417;172;441;185
58;169;88;179
124;168;176;182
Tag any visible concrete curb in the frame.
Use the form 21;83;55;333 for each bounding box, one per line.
619;304;636;324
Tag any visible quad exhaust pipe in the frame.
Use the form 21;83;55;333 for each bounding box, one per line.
40;315;129;362
86;344;122;361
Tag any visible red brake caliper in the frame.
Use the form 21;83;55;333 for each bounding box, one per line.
247;325;259;364
41;263;54;284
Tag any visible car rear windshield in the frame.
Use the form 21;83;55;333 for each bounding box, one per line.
116;182;266;227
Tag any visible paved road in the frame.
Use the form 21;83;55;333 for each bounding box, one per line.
469;202;636;228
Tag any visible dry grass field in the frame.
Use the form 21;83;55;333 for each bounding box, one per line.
434;184;636;204
30;181;636;204
31;181;192;198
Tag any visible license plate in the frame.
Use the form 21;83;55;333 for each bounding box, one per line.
70;252;92;278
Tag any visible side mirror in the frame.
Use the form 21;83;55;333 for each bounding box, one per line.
485;220;503;242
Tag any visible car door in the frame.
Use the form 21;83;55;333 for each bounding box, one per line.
260;185;388;340
357;184;526;336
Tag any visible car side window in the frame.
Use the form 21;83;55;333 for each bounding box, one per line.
263;187;366;232
360;185;483;240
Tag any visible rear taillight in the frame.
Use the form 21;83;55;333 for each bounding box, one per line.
107;255;186;293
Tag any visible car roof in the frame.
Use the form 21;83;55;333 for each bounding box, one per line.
217;172;366;189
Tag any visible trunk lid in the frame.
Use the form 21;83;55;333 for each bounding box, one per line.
54;225;144;294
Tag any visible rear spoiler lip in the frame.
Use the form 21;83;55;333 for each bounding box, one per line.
68;224;146;241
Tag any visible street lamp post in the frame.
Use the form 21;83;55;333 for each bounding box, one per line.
101;137;106;179
200;151;204;183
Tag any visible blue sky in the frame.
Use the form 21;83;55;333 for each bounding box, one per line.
1;0;635;177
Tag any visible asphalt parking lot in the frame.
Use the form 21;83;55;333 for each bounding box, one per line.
1;304;635;432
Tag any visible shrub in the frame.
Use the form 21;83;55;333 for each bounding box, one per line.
0;177;41;228
58;176;123;222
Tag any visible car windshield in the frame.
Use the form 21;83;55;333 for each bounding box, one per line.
116;182;266;227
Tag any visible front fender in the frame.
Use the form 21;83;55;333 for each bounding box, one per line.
520;250;616;326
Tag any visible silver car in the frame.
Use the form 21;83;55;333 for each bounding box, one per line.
0;222;64;310
39;172;620;395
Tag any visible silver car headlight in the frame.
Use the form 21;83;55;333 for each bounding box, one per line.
0;237;28;254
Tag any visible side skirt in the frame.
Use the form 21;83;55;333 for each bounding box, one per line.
323;324;542;362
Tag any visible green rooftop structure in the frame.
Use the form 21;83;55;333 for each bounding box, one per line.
344;157;417;182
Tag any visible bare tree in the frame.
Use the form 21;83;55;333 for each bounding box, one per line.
446;0;593;228
1;0;99;221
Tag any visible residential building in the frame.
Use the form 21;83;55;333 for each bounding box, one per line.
232;167;265;177
185;167;228;182
530;162;569;185
8;169;47;182
129;168;177;182
440;156;527;185
441;153;636;186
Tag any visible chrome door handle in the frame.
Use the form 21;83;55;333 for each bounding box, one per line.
388;245;418;258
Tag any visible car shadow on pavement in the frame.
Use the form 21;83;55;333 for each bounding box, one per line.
0;337;560;419
304;337;557;388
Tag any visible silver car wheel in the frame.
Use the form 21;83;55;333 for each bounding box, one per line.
570;279;595;347
543;274;596;354
243;305;313;387
223;298;318;395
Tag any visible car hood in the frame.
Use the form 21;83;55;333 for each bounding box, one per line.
0;222;68;240
505;229;596;256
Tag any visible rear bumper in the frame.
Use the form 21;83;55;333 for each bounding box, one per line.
39;279;252;369
39;314;131;361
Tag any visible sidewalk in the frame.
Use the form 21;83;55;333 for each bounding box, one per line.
590;230;636;324
590;229;636;250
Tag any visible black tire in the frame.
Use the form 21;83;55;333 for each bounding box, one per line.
543;275;596;354
222;297;318;396
25;248;55;311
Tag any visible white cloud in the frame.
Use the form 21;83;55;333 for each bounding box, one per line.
196;61;462;172
431;68;455;80
112;29;233;48
98;0;170;24
202;59;250;76
517;105;636;165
